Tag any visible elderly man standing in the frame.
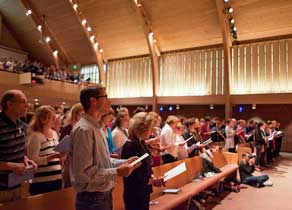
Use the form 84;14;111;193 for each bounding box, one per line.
0;89;37;203
69;85;139;210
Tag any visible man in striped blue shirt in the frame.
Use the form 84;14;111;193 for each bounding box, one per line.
0;89;37;203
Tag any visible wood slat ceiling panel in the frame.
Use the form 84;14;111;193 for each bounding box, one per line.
141;0;222;51
78;0;149;59
0;0;55;64
30;0;96;64
232;0;292;40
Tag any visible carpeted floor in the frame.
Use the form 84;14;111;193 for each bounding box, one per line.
206;153;292;210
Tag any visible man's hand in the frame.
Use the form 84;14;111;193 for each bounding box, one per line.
110;153;120;159
178;142;185;146
116;163;134;177
248;158;255;165
10;162;26;175
149;176;166;187
24;156;38;172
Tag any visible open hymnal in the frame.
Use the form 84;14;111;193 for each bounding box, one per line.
268;131;284;141
54;135;70;153
164;162;187;182
8;165;34;188
129;153;149;167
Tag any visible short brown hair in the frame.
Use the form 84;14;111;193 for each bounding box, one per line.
1;89;23;111
80;85;105;111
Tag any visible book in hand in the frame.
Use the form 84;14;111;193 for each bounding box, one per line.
202;138;213;146
268;131;284;141
54;135;70;153
163;188;181;194
175;135;194;146
8;165;34;188
129;153;149;167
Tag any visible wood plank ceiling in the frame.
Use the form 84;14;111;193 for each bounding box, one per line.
0;0;292;64
77;0;149;60
0;0;54;64
141;0;223;52
231;0;292;41
30;0;96;64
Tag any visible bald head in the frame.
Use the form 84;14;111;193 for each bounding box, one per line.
1;90;24;111
1;90;28;120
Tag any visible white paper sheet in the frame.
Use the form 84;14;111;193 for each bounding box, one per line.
54;135;70;153
164;162;187;182
8;165;34;187
175;135;194;146
129;153;149;167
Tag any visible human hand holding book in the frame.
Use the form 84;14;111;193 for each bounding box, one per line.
129;153;149;167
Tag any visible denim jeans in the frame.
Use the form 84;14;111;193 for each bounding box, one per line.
243;175;269;186
76;191;113;210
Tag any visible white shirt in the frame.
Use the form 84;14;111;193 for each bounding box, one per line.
225;125;235;149
112;127;128;155
160;124;178;157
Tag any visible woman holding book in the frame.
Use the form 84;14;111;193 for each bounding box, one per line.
121;112;164;210
26;105;62;195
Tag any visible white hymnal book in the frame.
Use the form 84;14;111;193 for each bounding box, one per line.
175;135;194;146
8;165;34;188
268;131;284;141
129;153;149;167
202;138;213;146
54;135;70;153
164;162;187;182
163;188;181;194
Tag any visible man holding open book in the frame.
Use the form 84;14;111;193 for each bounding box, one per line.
69;85;140;210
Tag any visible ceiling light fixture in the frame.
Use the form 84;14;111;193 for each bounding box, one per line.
25;10;32;16
87;27;92;32
82;19;87;25
73;4;78;10
45;36;51;43
53;50;58;56
94;42;99;50
227;7;233;13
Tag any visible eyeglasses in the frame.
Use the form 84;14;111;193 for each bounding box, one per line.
94;95;108;99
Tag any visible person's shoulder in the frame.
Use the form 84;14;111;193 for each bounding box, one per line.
27;131;45;141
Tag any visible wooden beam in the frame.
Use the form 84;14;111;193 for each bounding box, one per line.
129;0;161;112
215;0;232;119
66;1;106;86
20;0;71;67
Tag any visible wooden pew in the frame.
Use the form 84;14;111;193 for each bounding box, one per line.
237;146;252;163
0;188;75;210
149;151;238;210
0;152;237;210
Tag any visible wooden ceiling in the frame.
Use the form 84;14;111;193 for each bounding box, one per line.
0;0;292;64
232;0;292;41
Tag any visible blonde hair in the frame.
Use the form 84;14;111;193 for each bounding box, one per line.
166;115;179;125
149;111;161;127
64;103;83;126
128;112;155;139
27;105;55;136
